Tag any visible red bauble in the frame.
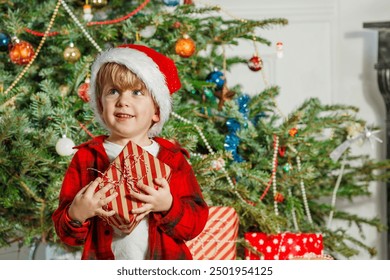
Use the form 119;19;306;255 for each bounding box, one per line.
172;21;181;29
175;34;196;58
274;192;284;203
278;146;286;157
247;55;263;71
9;38;35;65
78;78;90;102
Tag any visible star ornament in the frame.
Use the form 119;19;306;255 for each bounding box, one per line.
363;126;383;148
330;126;383;162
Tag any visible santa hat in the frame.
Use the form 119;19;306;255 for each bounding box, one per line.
89;44;181;137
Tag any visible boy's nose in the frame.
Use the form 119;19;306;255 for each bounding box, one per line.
116;93;131;106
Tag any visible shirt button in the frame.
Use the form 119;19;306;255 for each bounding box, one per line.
104;229;110;235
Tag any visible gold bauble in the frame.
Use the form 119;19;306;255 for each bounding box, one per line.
91;0;108;7
63;43;81;63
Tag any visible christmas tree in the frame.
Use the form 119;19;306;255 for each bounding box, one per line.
1;0;389;259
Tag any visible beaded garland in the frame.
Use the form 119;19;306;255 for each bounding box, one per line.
24;0;151;37
4;0;62;96
60;0;102;52
171;111;248;204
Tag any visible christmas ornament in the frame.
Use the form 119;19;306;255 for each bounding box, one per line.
59;85;69;95
55;135;75;156
276;41;284;58
206;69;225;90
274;192;284;203
203;88;216;102
83;4;93;22
282;163;291;172
0;32;10;52
172;21;181;29
78;77;90;102
278;146;286;157
139;25;157;39
163;0;180;6
175;34;196;58
224;94;250;162
288;127;298;137
211;158;225;171
9;37;35;65
91;0;108;7
247;55;263;71
330;126;383;162
61;0;102;52
214;83;236;110
63;42;81;63
172;111;248;205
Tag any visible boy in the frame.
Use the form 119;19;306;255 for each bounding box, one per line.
52;44;209;260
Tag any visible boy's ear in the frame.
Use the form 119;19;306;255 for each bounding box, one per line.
152;108;160;122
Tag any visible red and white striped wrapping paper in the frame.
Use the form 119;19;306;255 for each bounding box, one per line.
96;140;171;233
186;206;239;260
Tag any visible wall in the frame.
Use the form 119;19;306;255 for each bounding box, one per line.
209;0;389;259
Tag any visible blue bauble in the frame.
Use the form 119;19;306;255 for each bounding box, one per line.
0;33;10;52
206;70;225;90
163;0;180;6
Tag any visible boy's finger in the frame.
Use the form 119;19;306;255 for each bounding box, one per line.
127;191;149;203
96;181;115;198
96;208;116;217
136;181;155;194
84;177;103;196
99;191;118;206
154;178;168;189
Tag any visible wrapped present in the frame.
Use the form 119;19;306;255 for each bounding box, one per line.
95;140;171;233
244;232;323;260
186;206;239;260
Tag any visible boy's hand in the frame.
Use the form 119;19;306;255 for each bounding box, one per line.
130;178;173;221
68;177;118;223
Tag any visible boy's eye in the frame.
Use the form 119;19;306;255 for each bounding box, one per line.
132;90;144;96
107;89;119;95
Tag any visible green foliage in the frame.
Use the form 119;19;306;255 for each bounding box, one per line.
0;0;389;259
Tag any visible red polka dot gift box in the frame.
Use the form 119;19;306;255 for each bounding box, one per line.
244;232;323;260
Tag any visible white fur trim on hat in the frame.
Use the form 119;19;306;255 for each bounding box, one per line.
89;48;172;137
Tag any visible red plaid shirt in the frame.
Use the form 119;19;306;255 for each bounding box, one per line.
52;135;208;260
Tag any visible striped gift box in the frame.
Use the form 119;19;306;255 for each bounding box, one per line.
96;140;171;233
186;206;239;260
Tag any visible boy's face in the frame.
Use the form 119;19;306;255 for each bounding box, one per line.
100;80;160;146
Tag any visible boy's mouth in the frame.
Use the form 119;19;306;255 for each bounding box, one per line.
114;113;134;118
